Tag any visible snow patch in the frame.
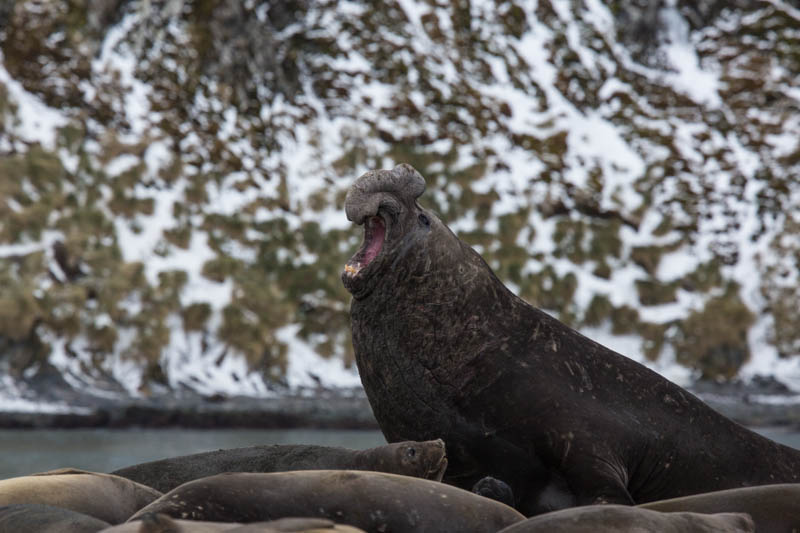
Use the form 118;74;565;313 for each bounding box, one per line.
93;11;153;139
278;325;362;389
0;59;69;149
163;323;272;397
659;5;722;108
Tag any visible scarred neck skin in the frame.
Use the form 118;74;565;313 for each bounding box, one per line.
350;216;531;438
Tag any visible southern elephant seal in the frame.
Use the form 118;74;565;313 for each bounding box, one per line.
341;164;800;515
494;504;754;533
0;503;111;533
101;513;366;532
128;470;525;533
0;468;162;524
112;439;446;493
640;483;800;533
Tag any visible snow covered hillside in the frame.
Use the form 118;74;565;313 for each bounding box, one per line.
1;0;799;405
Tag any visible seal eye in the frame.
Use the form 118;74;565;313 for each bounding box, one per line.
418;213;430;227
406;447;417;458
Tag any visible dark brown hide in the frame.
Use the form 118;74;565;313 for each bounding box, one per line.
343;164;800;515
0;469;161;524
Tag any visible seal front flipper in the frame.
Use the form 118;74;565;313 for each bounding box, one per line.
563;456;635;506
137;512;180;533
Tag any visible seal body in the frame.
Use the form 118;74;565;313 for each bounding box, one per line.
494;504;754;533
342;164;800;515
0;468;162;524
112;440;446;493
100;514;366;532
128;470;524;533
640;483;800;533
0;503;111;533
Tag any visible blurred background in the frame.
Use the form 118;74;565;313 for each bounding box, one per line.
1;0;800;472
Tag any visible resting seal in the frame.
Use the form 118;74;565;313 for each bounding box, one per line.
0;503;111;533
494;504;754;533
0;468;161;524
640;483;800;533
112;439;446;493
101;514;366;532
128;470;525;533
342;164;800;514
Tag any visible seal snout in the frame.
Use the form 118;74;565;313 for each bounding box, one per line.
427;439;448;482
431;455;448;482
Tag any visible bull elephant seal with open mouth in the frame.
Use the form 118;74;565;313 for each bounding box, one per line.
341;163;800;515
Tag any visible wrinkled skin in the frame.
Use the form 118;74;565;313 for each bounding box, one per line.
112;440;447;493
495;505;754;533
0;468;161;525
0;504;111;533
342;164;800;516
640;483;800;533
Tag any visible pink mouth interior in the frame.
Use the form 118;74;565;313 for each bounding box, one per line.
362;216;385;266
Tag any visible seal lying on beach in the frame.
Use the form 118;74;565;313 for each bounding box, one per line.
112;439;446;493
0;468;161;524
640;483;800;533
0;503;111;533
128;470;525;533
494;504;754;533
101;514;366;532
342;164;800;515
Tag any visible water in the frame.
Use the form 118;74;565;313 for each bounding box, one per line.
0;427;798;480
0;428;385;479
754;426;800;450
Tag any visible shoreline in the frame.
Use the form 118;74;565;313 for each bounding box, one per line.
0;390;379;430
2;381;800;430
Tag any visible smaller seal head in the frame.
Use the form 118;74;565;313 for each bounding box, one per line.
396;439;448;481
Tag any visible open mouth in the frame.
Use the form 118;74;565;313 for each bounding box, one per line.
344;215;386;278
